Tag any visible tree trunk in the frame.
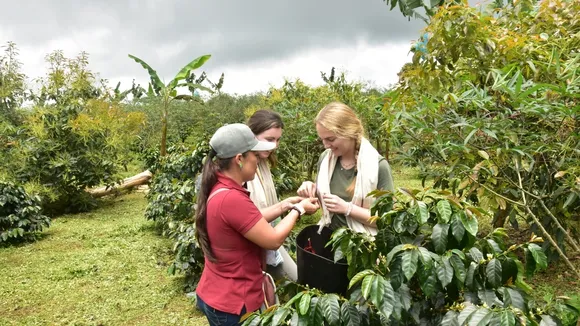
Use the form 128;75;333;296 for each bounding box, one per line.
493;204;511;228
88;170;153;198
160;112;167;157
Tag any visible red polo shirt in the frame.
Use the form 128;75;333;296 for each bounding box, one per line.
196;173;264;314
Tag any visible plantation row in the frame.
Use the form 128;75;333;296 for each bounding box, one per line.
1;0;579;325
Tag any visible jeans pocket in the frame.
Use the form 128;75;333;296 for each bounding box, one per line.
205;307;230;326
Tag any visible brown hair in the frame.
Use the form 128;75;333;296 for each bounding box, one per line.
195;149;246;262
247;109;284;167
315;102;364;196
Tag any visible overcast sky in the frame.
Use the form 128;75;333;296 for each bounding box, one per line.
0;0;431;95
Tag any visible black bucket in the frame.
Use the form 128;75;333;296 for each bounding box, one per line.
296;225;349;295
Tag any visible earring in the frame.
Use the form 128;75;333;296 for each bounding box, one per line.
239;162;243;169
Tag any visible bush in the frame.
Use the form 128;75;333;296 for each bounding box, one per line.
389;0;580;263
15;101;143;215
243;188;579;325
0;180;50;243
144;141;209;291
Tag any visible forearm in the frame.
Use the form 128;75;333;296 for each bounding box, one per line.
270;210;301;247
346;204;375;227
260;201;291;223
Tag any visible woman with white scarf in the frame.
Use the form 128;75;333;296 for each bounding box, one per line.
246;110;316;281
297;102;394;235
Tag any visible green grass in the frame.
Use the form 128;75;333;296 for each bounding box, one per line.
2;165;577;325
0;193;207;326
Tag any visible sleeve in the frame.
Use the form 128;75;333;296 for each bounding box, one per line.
221;192;263;234
377;157;395;192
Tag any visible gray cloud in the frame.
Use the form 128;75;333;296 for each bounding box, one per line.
1;0;428;90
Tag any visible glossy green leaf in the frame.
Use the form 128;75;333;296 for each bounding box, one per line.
500;310;516;326
418;247;433;268
514;259;533;293
291;311;309;326
401;249;419;280
486;258;502;288
242;314;261;326
272;307;291;325
466;261;477;290
349;270;374;289
309;297;323;325
525;248;537;277
285;292;304;307
486;239;502;254
361;275;375;299
334;245;344;263
458;304;478;325
469;247;484;263
299;293;311;315
451;214;465;242
478;289;502;308
340;301;360;326
432;223;449;254
441;310;459;326
421;273;438;297
528;243;547;270
379;278;395;319
460;211;479;236
370;275;386;307
322;294;340;326
386;244;404;266
436;200;452;223
449;254;466;283
503;288;525;311
397;284;412;310
437;256;454;288
416;201;429;224
468;307;492;326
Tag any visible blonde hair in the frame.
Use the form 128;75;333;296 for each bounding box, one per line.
315;101;364;196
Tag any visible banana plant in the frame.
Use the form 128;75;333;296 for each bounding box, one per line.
128;53;212;156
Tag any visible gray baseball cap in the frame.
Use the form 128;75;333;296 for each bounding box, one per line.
209;123;276;158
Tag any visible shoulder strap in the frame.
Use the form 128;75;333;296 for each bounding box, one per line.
207;188;230;203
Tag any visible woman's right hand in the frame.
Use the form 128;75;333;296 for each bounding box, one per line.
298;197;320;215
297;181;317;198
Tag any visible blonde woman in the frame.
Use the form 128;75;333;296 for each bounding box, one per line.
246;109;315;281
297;102;394;235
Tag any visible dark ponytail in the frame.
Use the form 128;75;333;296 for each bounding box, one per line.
195;149;232;262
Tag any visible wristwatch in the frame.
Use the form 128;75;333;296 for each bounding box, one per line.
290;204;305;217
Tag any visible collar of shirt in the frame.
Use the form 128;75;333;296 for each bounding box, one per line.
215;172;250;195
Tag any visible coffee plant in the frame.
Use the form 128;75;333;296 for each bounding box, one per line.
0;180;50;243
241;188;579;325
144;141;209;290
386;0;579;275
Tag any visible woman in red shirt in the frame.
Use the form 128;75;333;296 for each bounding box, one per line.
195;123;318;326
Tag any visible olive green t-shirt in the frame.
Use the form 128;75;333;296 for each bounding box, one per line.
316;151;394;230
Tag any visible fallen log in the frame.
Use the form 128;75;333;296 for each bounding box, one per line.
88;170;153;198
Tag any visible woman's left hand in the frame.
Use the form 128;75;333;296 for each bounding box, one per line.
281;196;303;214
283;196;302;205
322;193;348;214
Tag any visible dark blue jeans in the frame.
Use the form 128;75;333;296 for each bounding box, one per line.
196;294;247;326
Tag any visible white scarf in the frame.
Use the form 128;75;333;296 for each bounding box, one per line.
316;137;379;235
246;159;283;266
